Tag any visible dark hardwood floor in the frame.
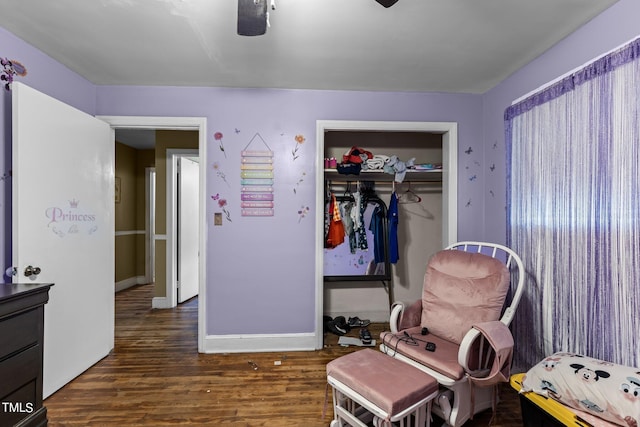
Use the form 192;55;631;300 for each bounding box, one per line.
44;284;524;426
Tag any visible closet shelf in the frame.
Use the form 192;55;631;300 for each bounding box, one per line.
324;168;442;182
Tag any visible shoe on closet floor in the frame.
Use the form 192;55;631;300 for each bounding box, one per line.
327;316;351;336
359;328;372;345
348;316;370;328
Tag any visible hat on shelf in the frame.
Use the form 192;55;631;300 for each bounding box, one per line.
342;146;373;164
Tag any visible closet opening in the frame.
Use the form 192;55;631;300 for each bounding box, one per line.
315;120;458;349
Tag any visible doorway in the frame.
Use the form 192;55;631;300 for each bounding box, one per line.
100;115;207;352
314;120;458;349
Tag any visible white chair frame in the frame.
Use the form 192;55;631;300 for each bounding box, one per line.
380;241;525;427
328;376;437;427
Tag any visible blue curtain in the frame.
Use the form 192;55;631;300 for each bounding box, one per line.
505;38;640;369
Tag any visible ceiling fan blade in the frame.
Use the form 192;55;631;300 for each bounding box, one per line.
238;0;268;36
375;0;399;7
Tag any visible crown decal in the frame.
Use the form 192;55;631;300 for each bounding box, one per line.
69;199;79;208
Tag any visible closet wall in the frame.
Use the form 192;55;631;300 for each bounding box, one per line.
323;131;443;321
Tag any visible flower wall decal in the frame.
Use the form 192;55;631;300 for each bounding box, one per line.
211;193;232;222
291;134;305;161
293;172;305;194
212;162;230;187
218;198;232;222
298;206;309;223
214;131;226;158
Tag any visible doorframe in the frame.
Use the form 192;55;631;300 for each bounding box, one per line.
168;150;199;305
98;116;207;352
315;120;458;349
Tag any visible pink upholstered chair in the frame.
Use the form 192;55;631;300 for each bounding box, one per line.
379;241;525;427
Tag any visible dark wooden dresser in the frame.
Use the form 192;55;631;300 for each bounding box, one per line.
0;283;53;427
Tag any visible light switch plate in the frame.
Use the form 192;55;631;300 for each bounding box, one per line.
214;213;223;226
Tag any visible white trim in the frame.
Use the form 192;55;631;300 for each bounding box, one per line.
115;230;145;236
97;116;206;130
152;297;171;309
315;120;458;350
202;333;317;354
155;234;167;240
198;127;207;353
97;115;207;353
115;276;147;292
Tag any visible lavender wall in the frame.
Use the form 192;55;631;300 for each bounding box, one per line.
96;87;482;335
1;22;484;338
482;0;640;245
2;0;633;340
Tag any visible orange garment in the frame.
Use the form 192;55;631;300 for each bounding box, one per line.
326;194;345;248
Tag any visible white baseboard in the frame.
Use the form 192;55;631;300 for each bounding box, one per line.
115;276;147;292
152;297;171;309
202;333;318;353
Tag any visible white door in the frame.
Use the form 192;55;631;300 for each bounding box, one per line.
146;168;156;284
12;82;114;398
177;157;199;303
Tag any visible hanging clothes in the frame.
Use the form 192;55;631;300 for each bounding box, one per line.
352;190;368;251
351;190;362;229
388;191;399;263
369;203;385;264
326;193;345;249
324;194;331;242
340;201;357;254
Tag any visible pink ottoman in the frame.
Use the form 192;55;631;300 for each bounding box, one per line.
327;349;439;427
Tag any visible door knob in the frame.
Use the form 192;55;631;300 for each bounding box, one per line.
24;265;41;277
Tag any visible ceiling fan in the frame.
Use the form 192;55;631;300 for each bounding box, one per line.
237;0;269;36
237;0;399;36
375;0;399;7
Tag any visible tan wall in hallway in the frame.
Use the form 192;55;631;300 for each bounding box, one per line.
115;142;137;283
115;142;155;285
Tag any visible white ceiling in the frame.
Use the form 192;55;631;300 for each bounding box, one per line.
0;0;617;95
0;0;618;148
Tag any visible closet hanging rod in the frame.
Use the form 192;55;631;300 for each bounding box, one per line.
327;179;442;185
